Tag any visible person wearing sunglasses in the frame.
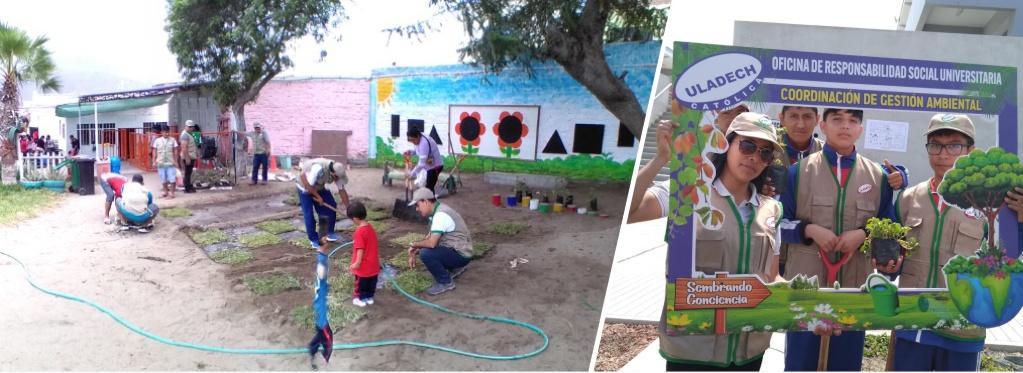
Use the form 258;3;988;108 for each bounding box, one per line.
657;112;786;371
777;108;904;371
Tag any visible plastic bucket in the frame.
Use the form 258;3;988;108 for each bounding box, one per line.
492;194;502;207
529;199;540;210
538;203;550;213
506;196;516;207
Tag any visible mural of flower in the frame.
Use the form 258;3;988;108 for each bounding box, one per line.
790;306;804;312
699;322;711;331
837;309;847;314
814;304;834;315
741;325;754;332
455;111;485;154
763;325;773;331
862;322;872;328
793;313;807;320
492;111;529;158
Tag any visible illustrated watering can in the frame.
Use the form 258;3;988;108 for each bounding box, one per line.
866;274;929;316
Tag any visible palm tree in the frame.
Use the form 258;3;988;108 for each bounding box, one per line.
0;22;60;184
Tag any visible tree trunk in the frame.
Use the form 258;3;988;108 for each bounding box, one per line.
229;103;249;183
542;3;647;140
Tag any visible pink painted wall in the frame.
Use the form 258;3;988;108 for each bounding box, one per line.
244;78;371;161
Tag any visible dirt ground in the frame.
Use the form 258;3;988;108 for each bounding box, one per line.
0;167;627;371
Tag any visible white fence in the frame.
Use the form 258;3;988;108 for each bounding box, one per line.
17;152;69;181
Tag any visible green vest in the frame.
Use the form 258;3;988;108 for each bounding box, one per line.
434;203;474;258
300;158;334;190
788;151;884;288
250;131;269;154
896;180;987;341
659;190;780;366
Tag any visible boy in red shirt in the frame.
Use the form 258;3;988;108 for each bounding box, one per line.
347;202;380;307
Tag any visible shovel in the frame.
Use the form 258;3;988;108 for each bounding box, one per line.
817;247;853;371
391;153;428;224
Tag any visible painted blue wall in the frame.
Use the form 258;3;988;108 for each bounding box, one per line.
370;42;658;163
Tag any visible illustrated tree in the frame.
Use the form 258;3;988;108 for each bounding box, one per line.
389;0;667;139
938;147;1023;249
166;0;346;176
0;22;60;184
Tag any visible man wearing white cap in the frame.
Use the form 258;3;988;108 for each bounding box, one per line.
247;122;272;185
407;188;472;296
297;157;350;249
179;120;199;194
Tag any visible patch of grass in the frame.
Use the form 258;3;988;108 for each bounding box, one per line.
208;249;253;265
284;190;300;206
863;333;889;358
981;349;1012;372
189;229;231;247
242;271;301;295
388;249;425;270
390;269;434;294
389;232;422;249
255;220;297;234
290;296;364;331
161;207;193;218
488;221;529;236
290;238;314;250
473;242;495;258
328;275;355;299
366;209;389;221
239;232;283;248
0;184;59;225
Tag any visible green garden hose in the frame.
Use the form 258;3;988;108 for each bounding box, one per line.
0;242;548;360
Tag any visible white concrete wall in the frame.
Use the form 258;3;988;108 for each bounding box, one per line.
734;21;1022;185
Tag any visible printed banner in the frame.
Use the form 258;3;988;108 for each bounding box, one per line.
666;42;1020;336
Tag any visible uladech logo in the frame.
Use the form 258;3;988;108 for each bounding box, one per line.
674;52;764;111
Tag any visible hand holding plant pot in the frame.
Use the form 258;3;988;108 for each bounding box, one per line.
860;218;919;273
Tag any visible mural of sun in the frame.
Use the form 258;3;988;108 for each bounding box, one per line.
492;111;529;158
377;78;396;108
455;111;485;155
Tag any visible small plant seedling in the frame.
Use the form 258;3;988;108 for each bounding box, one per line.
189;229;231;247
860;218;919;258
239;232;283;248
208;249;253;265
255;220;297;234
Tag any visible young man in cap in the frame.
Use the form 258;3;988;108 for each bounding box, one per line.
151;125;179;199
297;157;350;249
778;108;906;371
714;102;750;134
887;114;1023;371
406;126;444;194
248;122;272;185
179;120;199;194
407;188;472;296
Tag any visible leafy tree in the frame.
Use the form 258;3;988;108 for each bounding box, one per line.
938;147;1023;248
391;0;667;139
165;0;346;174
0;22;60;184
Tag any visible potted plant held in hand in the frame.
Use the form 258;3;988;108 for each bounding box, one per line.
860;217;919;266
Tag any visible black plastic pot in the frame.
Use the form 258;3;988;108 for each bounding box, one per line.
556;196;564;204
515;190;523;205
767;164;787;196
589;198;598;211
871;238;902;265
566;195;574;205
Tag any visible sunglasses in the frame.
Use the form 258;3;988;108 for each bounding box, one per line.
735;139;777;165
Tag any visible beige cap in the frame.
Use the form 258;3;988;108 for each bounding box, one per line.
722;102;750;111
923;114;975;141
253;122;262;128
726;112;784;159
408;188;436;206
329;161;347;187
185;119;195;127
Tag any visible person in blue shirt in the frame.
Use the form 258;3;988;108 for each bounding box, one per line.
778;108;907;371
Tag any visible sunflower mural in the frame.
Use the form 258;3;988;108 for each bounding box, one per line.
492;111;529;158
376;77;396;108
455;111;485;154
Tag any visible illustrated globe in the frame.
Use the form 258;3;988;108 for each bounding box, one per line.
945;272;1023;328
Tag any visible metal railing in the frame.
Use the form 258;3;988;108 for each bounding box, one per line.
17;151;69;180
123;131;237;172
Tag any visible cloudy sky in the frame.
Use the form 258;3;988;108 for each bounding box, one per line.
3;0;901;100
